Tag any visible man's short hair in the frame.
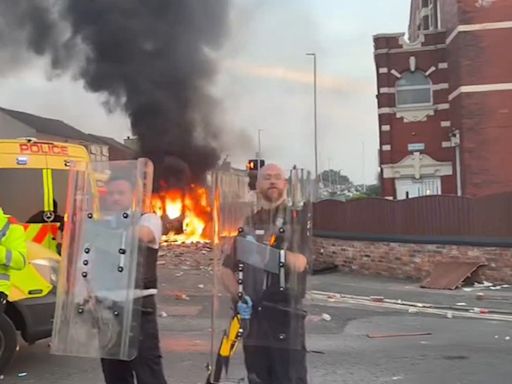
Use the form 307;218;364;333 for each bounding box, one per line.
106;173;137;189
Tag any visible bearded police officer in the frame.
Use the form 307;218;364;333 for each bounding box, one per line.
221;163;310;384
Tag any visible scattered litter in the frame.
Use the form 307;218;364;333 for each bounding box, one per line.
505;336;511;341
0;375;4;380
307;314;332;323
420;341;430;344
159;311;169;318
17;373;27;377
175;272;184;277
327;294;338;302
446;312;453;319
455;303;467;306
367;332;432;339
490;286;501;290
306;315;323;323
408;308;418;314
175;293;190;301
198;284;205;289
469;307;489;314
495;335;499;339
392;376;404;381
474;281;493;288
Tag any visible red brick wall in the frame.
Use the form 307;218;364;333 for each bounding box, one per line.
455;91;512;196
439;0;459;33
315;237;512;284
458;0;512;25
374;32;456;198
446;6;512;197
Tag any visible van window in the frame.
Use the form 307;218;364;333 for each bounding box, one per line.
0;169;69;222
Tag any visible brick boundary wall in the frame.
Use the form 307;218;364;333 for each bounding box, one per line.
313;237;512;284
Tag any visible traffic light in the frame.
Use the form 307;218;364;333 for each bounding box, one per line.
246;159;265;191
246;159;265;171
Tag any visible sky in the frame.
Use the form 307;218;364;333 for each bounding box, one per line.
0;0;410;184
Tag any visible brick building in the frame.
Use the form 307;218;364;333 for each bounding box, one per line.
374;0;512;199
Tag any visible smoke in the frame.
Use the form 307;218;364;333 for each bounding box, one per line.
0;0;231;190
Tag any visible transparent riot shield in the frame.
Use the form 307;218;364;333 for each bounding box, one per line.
208;166;313;384
51;159;154;360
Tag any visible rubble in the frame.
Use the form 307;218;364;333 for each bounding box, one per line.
158;242;214;270
175;293;190;301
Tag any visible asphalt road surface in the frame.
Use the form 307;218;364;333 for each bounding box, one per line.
3;269;512;384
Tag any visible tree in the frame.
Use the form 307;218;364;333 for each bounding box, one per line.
365;183;381;197
320;169;351;187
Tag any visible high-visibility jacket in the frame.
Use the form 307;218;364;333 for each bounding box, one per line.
0;208;27;295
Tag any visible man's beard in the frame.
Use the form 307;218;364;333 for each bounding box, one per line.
260;189;287;209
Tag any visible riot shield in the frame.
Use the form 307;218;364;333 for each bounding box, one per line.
208;166;313;384
51;159;154;360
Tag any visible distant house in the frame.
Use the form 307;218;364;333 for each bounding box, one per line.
0;107;135;161
88;134;136;161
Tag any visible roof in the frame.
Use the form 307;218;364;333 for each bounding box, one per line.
88;134;136;154
0;107;93;142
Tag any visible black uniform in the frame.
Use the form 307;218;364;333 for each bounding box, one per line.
223;203;311;384
101;226;167;384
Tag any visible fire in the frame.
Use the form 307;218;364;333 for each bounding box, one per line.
152;185;211;243
164;190;183;219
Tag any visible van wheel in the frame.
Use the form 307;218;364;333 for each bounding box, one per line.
0;314;18;374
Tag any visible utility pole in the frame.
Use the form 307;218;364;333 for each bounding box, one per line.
306;52;318;197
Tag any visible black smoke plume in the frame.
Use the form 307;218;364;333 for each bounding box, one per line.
0;0;230;190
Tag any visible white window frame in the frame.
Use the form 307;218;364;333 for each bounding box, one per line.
420;0;439;31
395;72;433;109
395;176;441;200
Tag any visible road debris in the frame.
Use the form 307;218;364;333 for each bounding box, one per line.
159;311;169;318
367;332;432;339
308;290;512;322
321;313;332;321
175;292;190;301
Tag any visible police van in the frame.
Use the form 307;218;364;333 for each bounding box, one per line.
0;138;90;372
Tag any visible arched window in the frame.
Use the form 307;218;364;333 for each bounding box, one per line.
395;71;432;107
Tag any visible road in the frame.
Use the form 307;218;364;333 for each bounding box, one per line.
3;268;512;384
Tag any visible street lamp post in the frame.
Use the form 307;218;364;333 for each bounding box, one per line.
306;52;319;195
257;129;263;159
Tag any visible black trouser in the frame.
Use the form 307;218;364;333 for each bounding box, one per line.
101;305;167;384
243;345;308;384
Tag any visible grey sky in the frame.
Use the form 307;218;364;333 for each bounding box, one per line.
0;1;410;184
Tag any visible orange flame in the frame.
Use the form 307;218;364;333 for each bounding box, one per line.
152;186;211;243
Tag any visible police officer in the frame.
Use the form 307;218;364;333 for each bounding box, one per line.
100;175;167;384
0;208;27;313
221;163;310;384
